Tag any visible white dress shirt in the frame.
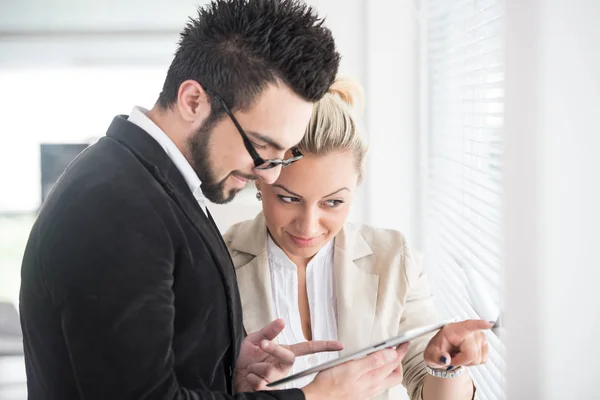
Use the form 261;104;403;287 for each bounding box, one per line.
267;235;339;389
127;106;206;214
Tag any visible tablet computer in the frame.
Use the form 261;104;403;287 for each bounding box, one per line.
267;319;456;388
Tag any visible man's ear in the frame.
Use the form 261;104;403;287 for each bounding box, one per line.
176;80;211;124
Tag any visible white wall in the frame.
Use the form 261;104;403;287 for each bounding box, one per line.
504;1;600;398
1;0;199;31
363;0;420;246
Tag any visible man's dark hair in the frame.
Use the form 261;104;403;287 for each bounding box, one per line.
157;0;340;116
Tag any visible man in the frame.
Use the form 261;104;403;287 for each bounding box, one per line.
20;0;406;399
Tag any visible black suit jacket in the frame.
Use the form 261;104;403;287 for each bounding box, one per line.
19;116;304;400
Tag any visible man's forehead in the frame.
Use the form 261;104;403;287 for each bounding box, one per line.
239;84;313;148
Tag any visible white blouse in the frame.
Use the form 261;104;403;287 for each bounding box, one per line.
267;235;339;389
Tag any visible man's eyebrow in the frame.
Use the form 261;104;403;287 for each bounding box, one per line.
273;184;302;198
246;131;286;151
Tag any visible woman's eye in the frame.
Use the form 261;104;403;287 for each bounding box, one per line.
324;199;344;208
277;195;299;204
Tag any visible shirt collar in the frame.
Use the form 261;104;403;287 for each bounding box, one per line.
127;106;205;211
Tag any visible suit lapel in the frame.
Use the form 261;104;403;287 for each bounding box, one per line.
334;225;380;355
227;213;278;339
236;251;278;337
159;159;243;368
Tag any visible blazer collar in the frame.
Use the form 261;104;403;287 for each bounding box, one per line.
334;223;373;261
105;115;204;226
228;212;269;256
106;115;176;179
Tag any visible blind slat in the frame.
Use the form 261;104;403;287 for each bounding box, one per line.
429;180;502;223
430;199;503;249
424;0;505;397
433;247;502;306
435;224;502;283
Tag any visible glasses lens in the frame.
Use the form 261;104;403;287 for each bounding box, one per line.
254;153;303;170
255;161;280;170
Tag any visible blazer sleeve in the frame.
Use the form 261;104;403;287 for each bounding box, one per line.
39;186;303;400
398;245;439;400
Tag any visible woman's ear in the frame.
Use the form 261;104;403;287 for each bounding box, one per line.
255;181;262;192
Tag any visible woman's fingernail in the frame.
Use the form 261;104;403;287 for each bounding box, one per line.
440;356;448;364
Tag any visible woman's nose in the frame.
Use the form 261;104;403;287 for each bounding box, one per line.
296;207;320;236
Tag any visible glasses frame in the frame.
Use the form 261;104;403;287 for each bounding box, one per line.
210;92;303;170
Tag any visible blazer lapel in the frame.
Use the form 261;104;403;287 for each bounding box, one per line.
228;213;278;338
157;147;244;369
236;251;278;337
334;224;380;355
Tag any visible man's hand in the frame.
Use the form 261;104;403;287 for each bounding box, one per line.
423;320;493;369
235;319;343;392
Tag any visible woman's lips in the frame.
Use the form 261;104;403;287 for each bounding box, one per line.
287;233;320;247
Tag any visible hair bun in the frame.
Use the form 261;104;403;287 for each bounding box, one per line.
328;75;365;116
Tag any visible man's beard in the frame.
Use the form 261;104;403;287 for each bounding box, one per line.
188;116;257;205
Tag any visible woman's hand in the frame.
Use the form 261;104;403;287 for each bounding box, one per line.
423;320;493;369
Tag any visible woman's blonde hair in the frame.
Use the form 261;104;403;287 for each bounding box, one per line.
298;76;368;182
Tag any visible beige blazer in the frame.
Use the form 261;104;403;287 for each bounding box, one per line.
224;213;439;400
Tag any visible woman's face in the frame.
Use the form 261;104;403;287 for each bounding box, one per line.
259;150;359;264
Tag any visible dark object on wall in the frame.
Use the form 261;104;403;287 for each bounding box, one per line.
40;143;89;203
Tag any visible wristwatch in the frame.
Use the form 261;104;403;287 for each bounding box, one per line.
425;364;466;378
424;365;478;400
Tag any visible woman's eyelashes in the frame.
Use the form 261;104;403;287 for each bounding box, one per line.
276;194;344;208
277;195;300;204
324;199;344;208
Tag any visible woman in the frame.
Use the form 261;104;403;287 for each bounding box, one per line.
224;77;491;399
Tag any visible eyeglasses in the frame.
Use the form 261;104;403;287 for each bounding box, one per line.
210;92;303;170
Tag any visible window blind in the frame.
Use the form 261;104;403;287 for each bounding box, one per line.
420;0;505;399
